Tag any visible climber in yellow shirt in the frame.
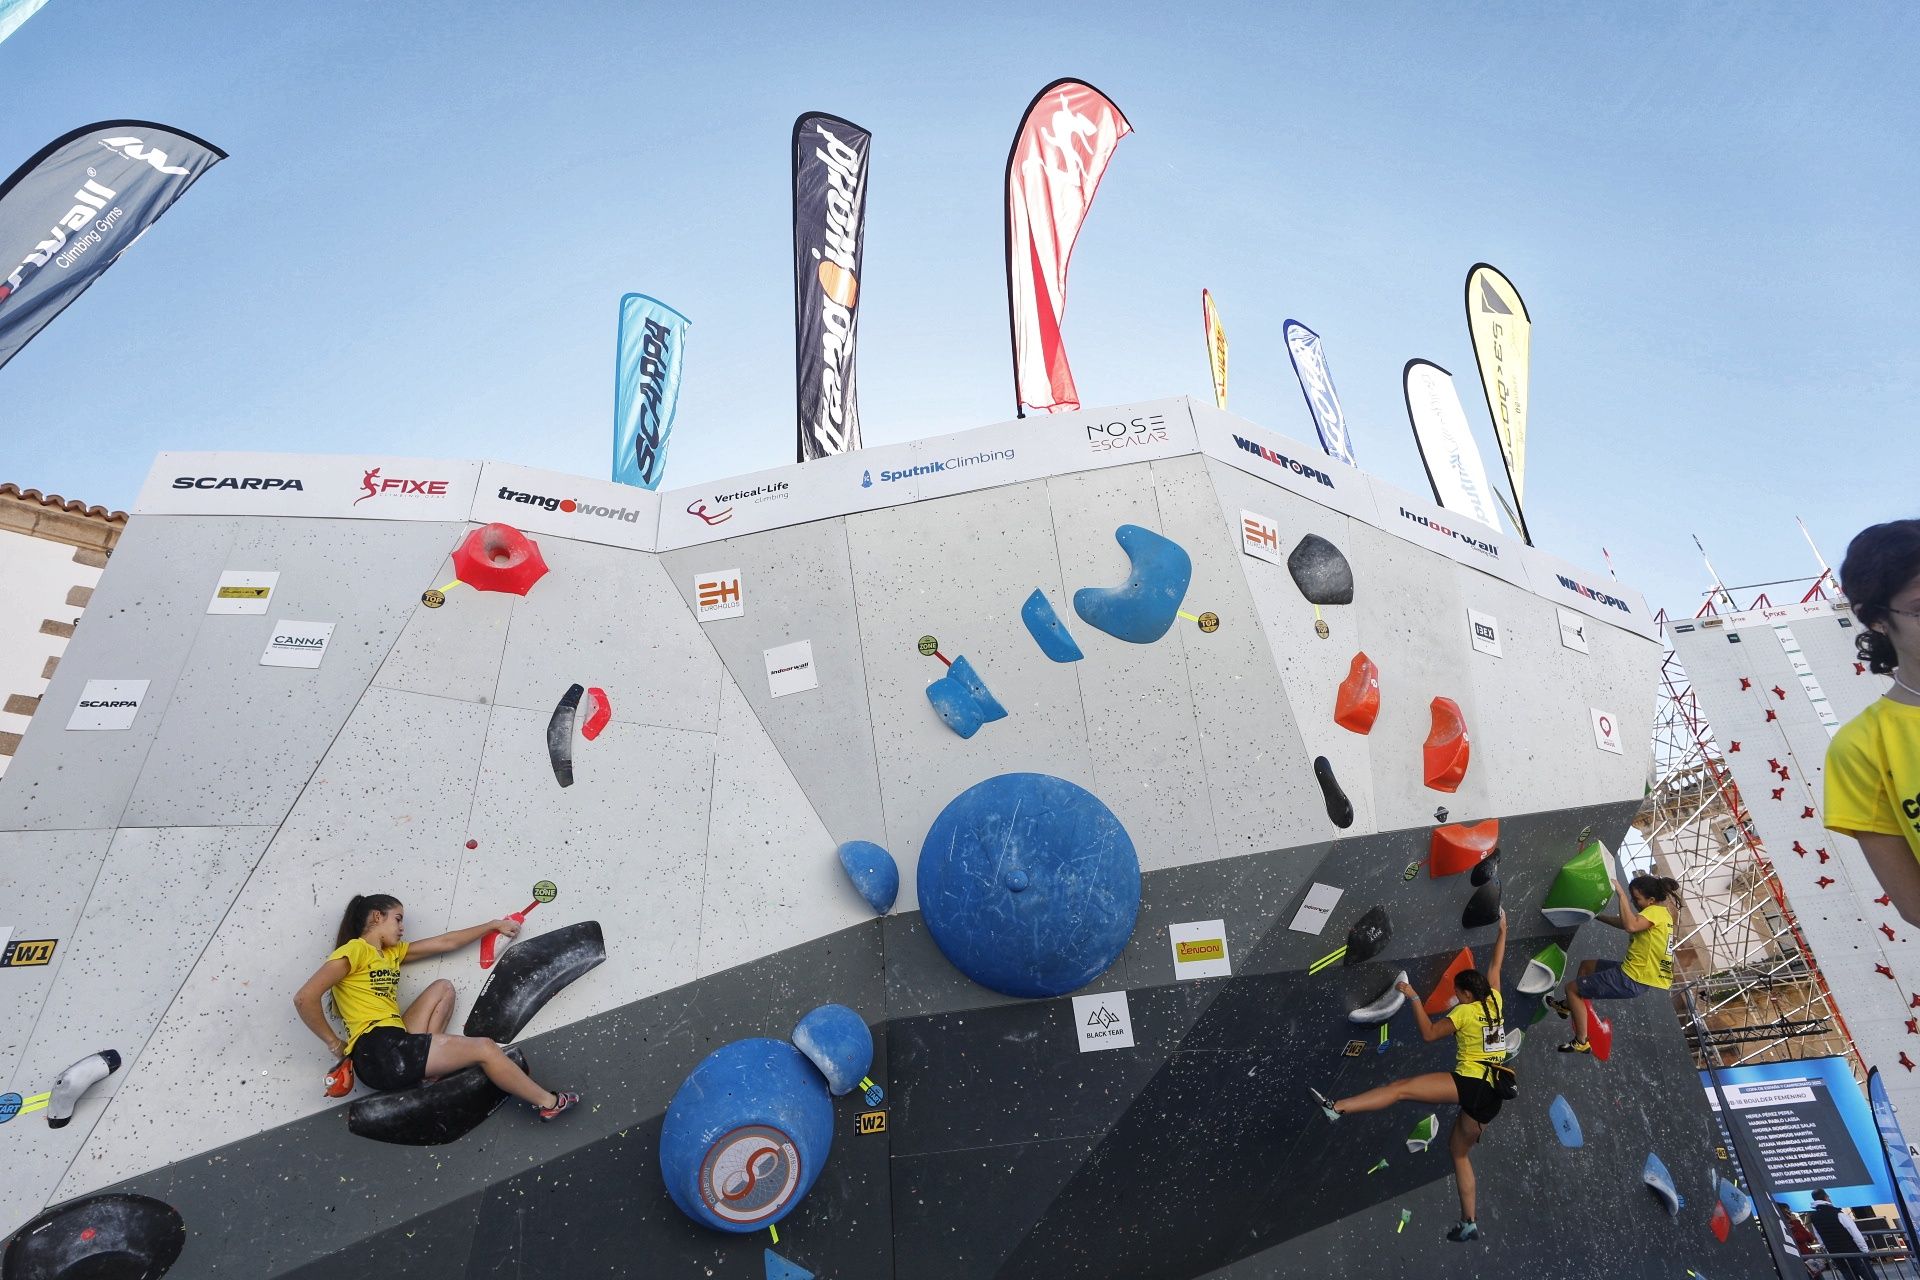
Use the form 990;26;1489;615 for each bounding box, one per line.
1546;874;1678;1055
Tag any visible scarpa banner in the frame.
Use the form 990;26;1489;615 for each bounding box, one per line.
1465;262;1531;542
1284;319;1354;465
1403;359;1504;532
1201;288;1227;410
612;294;689;490
793;112;870;462
0;120;225;372
1005;78;1130;416
1;0;52;45
1868;1068;1920;1243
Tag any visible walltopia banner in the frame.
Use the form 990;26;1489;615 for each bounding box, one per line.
1201;289;1227;410
1005;78;1130;416
793;112;870;462
1403;359;1504;532
1284;319;1354;465
612;294;689;489
1465;262;1532;542
0;120;225;372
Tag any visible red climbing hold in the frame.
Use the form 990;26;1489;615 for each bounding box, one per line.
1801;807;1815;819
1422;698;1470;793
1772;789;1785;801
1908;1018;1917;1035
1772;686;1786;700
1425;947;1477;1015
1819;877;1837;888
581;687;612;741
1765;709;1778;722
1902;1053;1916;1072
1879;894;1895;907
1878;964;1895;979
1739;678;1751;691
1429;820;1499;878
1792;840;1807;856
1883;924;1898;941
1778;766;1791;781
465;839;478;850
1710;1201;1731;1243
1767;758;1780;772
1585;1003;1614;1062
1909;992;1920;1009
1856;662;1868;675
1334;652;1381;735
1817;848;1831;864
452;523;549;596
1728;742;1741;753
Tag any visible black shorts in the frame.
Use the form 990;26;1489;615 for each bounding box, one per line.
1453;1071;1503;1125
351;1026;432;1091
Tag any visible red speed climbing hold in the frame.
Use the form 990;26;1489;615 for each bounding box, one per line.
1877;964;1895;979
1767;758;1780;772
1882;924;1897;941
581;687;612;741
1772;686;1786;700
1801;807;1816;819
1334;652;1380;735
1880;895;1895;907
466;839;478;850
1422;698;1470;793
1429;820;1499;878
1765;709;1778;722
1772;789;1785;801
1817;848;1831;864
1818;877;1836;889
1792;841;1807;856
1857;662;1867;675
1728;741;1740;752
1908;1018;1917;1035
452;523;549;596
1902;1053;1916;1072
1739;678;1751;690
1424;948;1476;1015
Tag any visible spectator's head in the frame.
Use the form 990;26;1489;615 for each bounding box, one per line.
1839;518;1920;675
1812;1189;1833;1204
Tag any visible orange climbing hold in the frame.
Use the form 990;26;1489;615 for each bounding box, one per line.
452;523;549;596
1585;1001;1614;1061
1429;820;1499;878
1334;652;1380;735
1424;947;1476;1015
1422;697;1470;792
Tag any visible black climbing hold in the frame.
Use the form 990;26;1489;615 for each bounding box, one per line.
1434;806;1450;823
2;1193;184;1280
1287;534;1354;606
1313;757;1354;829
1344;906;1392;966
1462;879;1503;929
346;1047;531;1146
464;921;606;1043
1470;849;1501;886
547;684;582;788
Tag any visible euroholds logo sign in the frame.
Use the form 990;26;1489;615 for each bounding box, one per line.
868;449;1015;485
495;486;645;525
1398;507;1499;558
1556;574;1632;614
1231;435;1333;489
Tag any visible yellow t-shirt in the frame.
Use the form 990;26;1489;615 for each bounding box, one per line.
1448;990;1506;1080
328;938;409;1052
1826;698;1920;864
1622;902;1675;989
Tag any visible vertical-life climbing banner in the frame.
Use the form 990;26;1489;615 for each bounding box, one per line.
0;0;52;45
612;294;690;490
1868;1068;1920;1244
1284;319;1355;465
0;120;225;372
793;112;870;462
1201;289;1228;410
1005;78;1131;416
1465;262;1532;543
1403;359;1504;532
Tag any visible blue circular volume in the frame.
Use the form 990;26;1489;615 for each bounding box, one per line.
918;773;1140;998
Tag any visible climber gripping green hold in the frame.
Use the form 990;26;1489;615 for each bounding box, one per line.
1542;840;1615;926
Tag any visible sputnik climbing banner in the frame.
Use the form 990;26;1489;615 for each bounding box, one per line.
1465;262;1531;543
1201;289;1228;409
612;293;690;490
1284;319;1355;465
0;120;225;372
1005;78;1131;416
1403;359;1504;532
793;112;870;462
1868;1068;1920;1243
0;0;52;45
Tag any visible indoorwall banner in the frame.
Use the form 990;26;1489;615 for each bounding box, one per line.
1402;359;1504;533
1284;319;1355;465
1005;78;1131;416
1465;262;1531;543
612;293;689;489
1201;289;1228;410
0;120;225;371
793;112;870;462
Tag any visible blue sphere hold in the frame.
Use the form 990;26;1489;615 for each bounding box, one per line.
791;1003;873;1096
659;1038;834;1233
918;773;1140;998
837;840;899;915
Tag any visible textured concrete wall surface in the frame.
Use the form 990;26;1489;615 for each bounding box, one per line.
0;399;1735;1278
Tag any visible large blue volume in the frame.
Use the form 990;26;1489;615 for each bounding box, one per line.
917;773;1140;998
1072;525;1192;645
613;293;690;489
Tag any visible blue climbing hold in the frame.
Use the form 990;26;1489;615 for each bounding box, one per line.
1073;525;1193;644
1550;1094;1583;1148
766;1250;815;1280
1021;588;1084;662
1716;1173;1753;1224
925;654;1008;739
837;840;899;915
659;1038;834;1233
791;1004;873;1097
1643;1150;1680;1216
918;773;1140;998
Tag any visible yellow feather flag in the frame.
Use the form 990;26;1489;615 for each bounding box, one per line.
1201;289;1229;410
1465;264;1531;540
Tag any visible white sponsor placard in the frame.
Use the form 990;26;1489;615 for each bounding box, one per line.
1072;989;1136;1053
764;640;818;698
658;444;917;551
66;679;149;731
694;569;745;621
1239;510;1284;565
205;570;279;615
1557;607;1591;653
1288;882;1345;935
471;460;660;552
135;452;480;521
1590;706;1623;754
1168;919;1232;980
1520;545;1658;642
1190;406;1378;522
1468;608;1503;658
261;620;334;669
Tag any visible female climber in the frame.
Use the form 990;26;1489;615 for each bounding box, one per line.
1315;909;1509;1244
1825;519;1920;929
292;893;578;1118
1544;874;1679;1054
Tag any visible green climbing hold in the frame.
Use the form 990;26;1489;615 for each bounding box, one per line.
1541;840;1614;927
1517;942;1568;994
1406;1112;1439;1153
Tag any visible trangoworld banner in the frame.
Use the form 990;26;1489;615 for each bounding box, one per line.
0;120;225;372
0;0;53;45
612;294;690;489
1006;78;1130;416
1284;319;1354;465
1201;289;1227;410
1403;359;1505;533
1465;262;1532;542
792;112;870;462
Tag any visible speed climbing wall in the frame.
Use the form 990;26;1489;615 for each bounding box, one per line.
0;397;1764;1277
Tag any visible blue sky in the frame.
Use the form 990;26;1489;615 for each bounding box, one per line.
1;1;1913;618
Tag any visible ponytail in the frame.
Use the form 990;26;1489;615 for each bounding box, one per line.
335;893;402;948
1628;874;1683;911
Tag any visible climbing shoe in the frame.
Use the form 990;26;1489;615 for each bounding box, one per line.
1309;1086;1341;1122
1446;1219;1481;1243
1544;995;1571;1019
537;1091;580;1121
1557;1040;1591;1055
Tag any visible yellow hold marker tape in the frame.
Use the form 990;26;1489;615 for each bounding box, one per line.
21;1092;51;1113
769;1224;779;1245
1307;945;1347;975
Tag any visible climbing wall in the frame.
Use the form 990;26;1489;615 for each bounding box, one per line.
0;399;1755;1278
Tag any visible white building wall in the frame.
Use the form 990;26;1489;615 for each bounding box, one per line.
0;525;106;778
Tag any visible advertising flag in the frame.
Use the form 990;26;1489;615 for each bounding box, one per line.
1201;288;1227;410
1005;78;1131;416
1465;262;1532;542
793;112;870;462
1403;359;1504;532
1;0;52;45
1868;1068;1920;1244
612;294;689;490
1284;319;1355;465
0;120;224;372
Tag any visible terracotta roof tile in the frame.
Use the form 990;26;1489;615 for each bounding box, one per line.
0;482;128;524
